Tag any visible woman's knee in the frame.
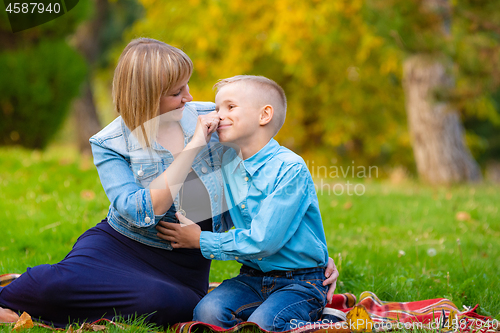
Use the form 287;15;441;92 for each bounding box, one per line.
143;284;201;325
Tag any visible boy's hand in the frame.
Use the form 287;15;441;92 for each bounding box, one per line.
323;257;339;303
156;213;201;249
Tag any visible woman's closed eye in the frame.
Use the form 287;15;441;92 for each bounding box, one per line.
172;82;189;97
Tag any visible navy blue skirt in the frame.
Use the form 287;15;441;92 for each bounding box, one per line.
0;219;212;328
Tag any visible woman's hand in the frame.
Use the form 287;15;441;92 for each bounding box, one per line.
323;257;339;303
188;111;220;148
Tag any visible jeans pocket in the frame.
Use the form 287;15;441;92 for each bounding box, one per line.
304;281;328;307
308;305;323;322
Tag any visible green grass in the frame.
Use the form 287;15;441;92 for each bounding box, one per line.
318;180;500;318
1;145;499;332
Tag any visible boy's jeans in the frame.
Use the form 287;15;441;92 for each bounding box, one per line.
193;265;328;332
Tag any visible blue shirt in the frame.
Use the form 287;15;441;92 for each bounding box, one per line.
200;139;329;272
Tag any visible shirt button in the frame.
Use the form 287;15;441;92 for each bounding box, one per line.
214;194;218;201
145;216;151;223
244;177;249;181
235;256;239;260
210;254;215;258
241;204;245;209
137;169;144;177
201;167;208;173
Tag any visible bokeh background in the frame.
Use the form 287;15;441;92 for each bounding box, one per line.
1;1;500;323
1;0;499;184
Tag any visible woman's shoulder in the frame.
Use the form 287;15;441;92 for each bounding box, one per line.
185;101;216;115
89;116;125;145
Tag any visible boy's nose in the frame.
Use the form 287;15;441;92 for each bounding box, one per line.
217;108;226;118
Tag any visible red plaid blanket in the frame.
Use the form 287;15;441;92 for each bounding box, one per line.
0;274;20;287
174;290;498;333
335;291;498;333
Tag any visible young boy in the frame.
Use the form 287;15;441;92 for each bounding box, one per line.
158;75;336;331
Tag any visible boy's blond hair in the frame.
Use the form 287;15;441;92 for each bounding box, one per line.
214;75;287;136
113;38;193;148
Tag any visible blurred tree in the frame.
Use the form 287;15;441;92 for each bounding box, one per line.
126;0;498;179
402;0;482;184
0;2;90;149
70;0;143;154
365;0;500;184
128;0;412;170
71;0;109;155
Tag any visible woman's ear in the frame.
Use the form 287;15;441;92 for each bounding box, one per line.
259;105;274;126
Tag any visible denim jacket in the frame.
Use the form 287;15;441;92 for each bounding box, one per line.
89;102;232;250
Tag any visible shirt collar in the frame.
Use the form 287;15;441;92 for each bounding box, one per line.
241;138;280;176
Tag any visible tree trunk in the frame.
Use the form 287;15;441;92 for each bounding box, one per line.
71;0;109;154
403;55;482;184
73;80;102;154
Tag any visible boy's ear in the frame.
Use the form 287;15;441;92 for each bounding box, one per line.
259;105;273;126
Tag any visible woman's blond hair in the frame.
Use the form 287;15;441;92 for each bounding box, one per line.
113;38;193;148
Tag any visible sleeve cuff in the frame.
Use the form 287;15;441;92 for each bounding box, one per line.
200;231;224;260
136;188;156;227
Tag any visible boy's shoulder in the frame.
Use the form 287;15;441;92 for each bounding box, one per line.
259;141;311;181
272;145;305;166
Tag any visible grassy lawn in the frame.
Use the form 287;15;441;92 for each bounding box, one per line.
1;145;499;332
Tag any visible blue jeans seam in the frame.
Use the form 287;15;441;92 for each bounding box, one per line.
272;297;316;330
261;279;276;295
233;301;262;316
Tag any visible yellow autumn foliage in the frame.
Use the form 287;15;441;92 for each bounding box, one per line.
124;0;496;170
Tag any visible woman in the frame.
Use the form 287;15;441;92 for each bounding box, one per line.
0;38;337;328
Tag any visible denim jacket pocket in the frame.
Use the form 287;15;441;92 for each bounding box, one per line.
204;155;221;170
130;160;161;187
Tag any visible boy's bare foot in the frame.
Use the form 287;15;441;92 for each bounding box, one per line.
0;306;19;323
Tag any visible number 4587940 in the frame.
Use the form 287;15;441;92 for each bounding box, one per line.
5;2;61;14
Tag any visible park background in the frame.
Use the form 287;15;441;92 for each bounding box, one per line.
1;0;499;328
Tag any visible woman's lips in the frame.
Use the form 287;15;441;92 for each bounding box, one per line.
217;124;231;130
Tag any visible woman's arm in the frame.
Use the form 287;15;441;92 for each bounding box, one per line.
91;112;219;226
150;112;219;215
90;142;156;226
